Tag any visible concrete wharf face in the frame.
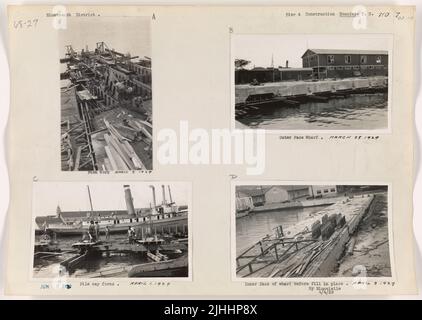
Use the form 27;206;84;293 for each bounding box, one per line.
236;194;379;278
235;76;388;105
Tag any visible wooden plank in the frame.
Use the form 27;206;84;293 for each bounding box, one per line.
104;134;131;170
123;141;146;170
73;146;82;171
103;158;113;171
104;145;118;170
107;134;135;169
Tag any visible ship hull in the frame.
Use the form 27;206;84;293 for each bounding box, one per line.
128;254;188;278
46;215;188;236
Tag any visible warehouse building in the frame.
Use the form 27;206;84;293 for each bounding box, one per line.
301;49;388;79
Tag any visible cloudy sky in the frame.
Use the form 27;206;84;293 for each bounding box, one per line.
33;182;190;217
233;34;391;69
59;16;151;59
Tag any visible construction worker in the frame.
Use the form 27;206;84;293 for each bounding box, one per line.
105;226;110;240
95;221;100;240
128;227;134;244
88;221;96;242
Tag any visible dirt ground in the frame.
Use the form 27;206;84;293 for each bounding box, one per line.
335;192;391;277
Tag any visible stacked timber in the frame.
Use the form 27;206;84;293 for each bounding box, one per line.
101;119;147;171
236;195;376;278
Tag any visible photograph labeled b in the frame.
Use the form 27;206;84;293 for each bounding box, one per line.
233;34;391;131
32;181;191;279
234;184;391;278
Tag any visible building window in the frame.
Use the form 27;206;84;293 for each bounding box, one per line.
376;56;382;64
345;55;351;64
353;65;360;70
324;189;329;193
330;188;336;192
327;55;335;64
360;55;367;64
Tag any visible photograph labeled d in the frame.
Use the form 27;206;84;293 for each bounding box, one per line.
235;184;391;278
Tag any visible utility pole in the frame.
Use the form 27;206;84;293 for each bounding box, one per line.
87;185;94;217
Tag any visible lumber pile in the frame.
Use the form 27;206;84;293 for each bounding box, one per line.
100;118;150;171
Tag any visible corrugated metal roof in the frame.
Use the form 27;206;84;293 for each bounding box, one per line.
302;49;388;57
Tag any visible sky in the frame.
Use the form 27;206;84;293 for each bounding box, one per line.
233;34;391;69
33;182;190;217
58;16;151;59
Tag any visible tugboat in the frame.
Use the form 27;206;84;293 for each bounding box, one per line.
36;184;188;236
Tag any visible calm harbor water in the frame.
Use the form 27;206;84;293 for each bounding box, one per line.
33;234;148;278
237;93;388;130
236;206;328;255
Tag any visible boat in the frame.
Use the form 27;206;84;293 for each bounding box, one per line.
128;254;188;277
36;184;189;236
236;196;254;219
236;209;250;219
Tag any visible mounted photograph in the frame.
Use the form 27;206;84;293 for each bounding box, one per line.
234;184;391;278
233;34;391;131
32;182;190;279
60;17;153;171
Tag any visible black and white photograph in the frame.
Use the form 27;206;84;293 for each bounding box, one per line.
233;34;390;131
235;184;391;278
60;17;153;171
32;182;190;278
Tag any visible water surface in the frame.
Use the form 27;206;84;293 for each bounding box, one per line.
237;93;388;130
236;206;328;255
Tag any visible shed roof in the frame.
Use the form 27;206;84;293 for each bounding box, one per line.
302;49;388;58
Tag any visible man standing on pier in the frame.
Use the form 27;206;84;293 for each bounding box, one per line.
105;226;110;240
88;220;96;242
95;221;100;240
128;227;135;244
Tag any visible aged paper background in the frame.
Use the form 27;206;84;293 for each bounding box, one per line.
4;5;417;295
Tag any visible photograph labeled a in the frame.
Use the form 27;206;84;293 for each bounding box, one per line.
235;184;391;278
233;35;390;130
60;17;152;171
33;182;190;278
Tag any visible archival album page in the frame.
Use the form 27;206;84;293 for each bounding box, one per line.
5;5;416;296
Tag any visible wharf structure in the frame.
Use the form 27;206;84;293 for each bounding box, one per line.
236;194;382;278
60;42;153;171
234;49;388;112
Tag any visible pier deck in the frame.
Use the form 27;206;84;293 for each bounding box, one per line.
235;76;388;105
236;195;376;278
